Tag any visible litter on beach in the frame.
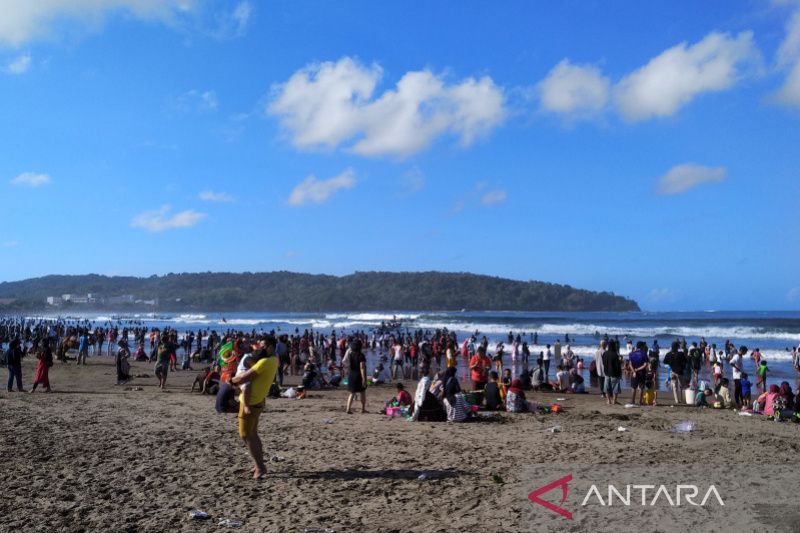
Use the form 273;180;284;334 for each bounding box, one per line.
623;404;639;408
543;425;562;433
671;421;697;433
218;518;244;528
189;510;209;520
617;426;628;432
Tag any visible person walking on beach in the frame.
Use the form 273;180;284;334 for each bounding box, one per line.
594;340;606;398
6;338;25;392
602;340;622;405
230;338;278;480
663;342;686;404
154;336;174;390
343;339;368;414
30;339;53;393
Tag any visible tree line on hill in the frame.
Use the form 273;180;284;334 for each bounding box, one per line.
0;271;640;312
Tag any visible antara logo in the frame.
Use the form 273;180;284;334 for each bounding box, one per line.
528;475;725;520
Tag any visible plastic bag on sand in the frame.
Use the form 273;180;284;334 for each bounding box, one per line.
738;411;753;416
282;387;297;399
617;426;628;432
218;518;243;528
671;421;696;433
189;510;209;520
543;425;562;433
623;403;639;408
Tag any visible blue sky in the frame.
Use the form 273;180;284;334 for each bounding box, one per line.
1;0;799;311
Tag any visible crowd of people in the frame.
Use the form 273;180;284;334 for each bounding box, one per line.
4;316;800;479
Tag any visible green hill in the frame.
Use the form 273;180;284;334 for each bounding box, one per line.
0;271;639;312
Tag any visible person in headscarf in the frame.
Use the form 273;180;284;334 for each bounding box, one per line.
756;384;781;416
30;339;53;393
444;366;461;406
505;378;528;412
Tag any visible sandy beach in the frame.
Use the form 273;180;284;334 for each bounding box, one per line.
2;355;799;533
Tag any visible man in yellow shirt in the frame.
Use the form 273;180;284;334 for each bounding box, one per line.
231;336;278;479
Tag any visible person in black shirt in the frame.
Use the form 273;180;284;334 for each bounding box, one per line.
663;341;686;404
602;340;622;405
484;371;503;411
6;338;25;392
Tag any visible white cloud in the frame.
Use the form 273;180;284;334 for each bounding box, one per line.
214;1;251;39
4;54;31;74
131;205;206;232
537;59;610;117
773;10;800;108
646;288;678;303
0;0;194;47
1;240;18;248
199;190;234;202
615;31;759;121
268;57;506;158
480;189;507;206
288;168;356;207
656;163;727;195
175;89;218;112
10;172;51;187
402;166;425;194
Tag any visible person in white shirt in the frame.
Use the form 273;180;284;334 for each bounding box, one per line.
729;346;747;407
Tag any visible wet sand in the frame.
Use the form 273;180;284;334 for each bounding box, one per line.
1;355;799;532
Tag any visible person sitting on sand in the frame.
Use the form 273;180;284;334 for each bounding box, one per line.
755;384;780;415
132;343;148;362
302;360;319;389
553;365;569;392
501;368;512;393
371;363;387;385
506;379;534;413
327;363;342;387
430;371;446;401
715;378;732;408
484;371;503;410
569;368;585;393
694;385;715;407
412;375;446;422
394;382;412;406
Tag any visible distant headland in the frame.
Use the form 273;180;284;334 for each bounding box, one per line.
0;271;640;312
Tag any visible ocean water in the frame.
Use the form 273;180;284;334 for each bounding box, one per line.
30;310;800;390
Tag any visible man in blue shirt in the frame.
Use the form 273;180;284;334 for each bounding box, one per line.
628;341;649;405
